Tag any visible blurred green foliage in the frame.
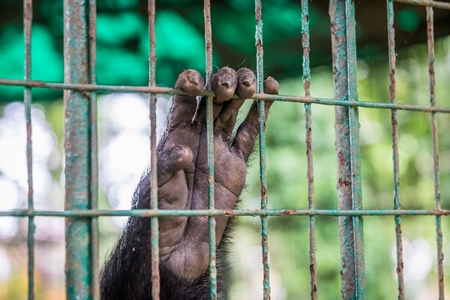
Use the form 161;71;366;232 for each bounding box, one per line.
2;0;449;101
234;37;450;299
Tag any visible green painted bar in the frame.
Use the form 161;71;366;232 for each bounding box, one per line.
345;1;366;298
2;78;450;114
330;1;356;298
255;0;271;298
386;0;405;297
426;6;445;298
2;208;450;218
301;0;317;298
23;0;35;299
63;0;93;298
330;0;368;298
88;1;99;298
1;78;450;113
204;1;218;298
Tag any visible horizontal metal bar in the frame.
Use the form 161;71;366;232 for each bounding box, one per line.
394;0;450;10
1;78;449;113
1;209;449;217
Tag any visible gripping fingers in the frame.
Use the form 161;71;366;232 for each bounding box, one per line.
215;68;257;140
231;76;279;160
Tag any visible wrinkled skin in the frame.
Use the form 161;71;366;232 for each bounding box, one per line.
100;67;279;300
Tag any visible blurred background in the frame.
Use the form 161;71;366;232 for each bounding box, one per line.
0;0;449;299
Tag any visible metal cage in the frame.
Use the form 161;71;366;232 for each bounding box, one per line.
0;0;449;299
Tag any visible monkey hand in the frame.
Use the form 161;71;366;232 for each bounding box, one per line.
145;67;279;284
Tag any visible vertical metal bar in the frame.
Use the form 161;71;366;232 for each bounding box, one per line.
23;1;35;299
148;0;160;299
330;0;365;298
301;1;317;299
386;1;405;298
345;1;366;298
426;6;444;299
63;0;93;298
255;1;271;299
88;1;99;299
330;1;356;298
204;1;217;298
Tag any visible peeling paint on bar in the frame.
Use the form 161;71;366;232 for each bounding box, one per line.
2;208;450;218
2;78;449;113
345;1;366;298
301;0;317;299
88;1;100;298
63;0;93;298
330;0;367;298
386;1;405;298
255;1;271;299
330;1;356;298
426;6;445;299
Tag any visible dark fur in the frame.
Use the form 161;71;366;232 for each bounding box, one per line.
100;170;235;299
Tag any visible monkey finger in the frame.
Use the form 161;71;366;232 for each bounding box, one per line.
157;145;193;186
211;67;238;104
170;70;205;128
230;77;279;160
194;67;238;124
215;68;256;141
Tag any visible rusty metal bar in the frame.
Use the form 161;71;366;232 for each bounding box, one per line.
345;1;366;298
255;0;271;299
394;0;450;9
148;0;160;299
63;0;93;298
330;1;356;298
426;6;445;299
330;0;366;298
301;0;317;299
23;0;35;299
88;1;99;299
204;0;217;298
386;1;405;298
2;78;450;113
2;208;450;218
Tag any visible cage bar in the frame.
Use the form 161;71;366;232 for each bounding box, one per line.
63;0;94;298
301;0;317;299
88;1;99;298
386;1;405;298
2;208;450;218
203;1;218;298
330;0;366;298
147;0;160;299
3;78;449;114
23;0;35;299
426;6;445;299
330;0;356;298
394;0;450;9
345;1;366;298
255;1;271;299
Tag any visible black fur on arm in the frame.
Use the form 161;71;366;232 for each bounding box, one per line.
99;171;234;300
